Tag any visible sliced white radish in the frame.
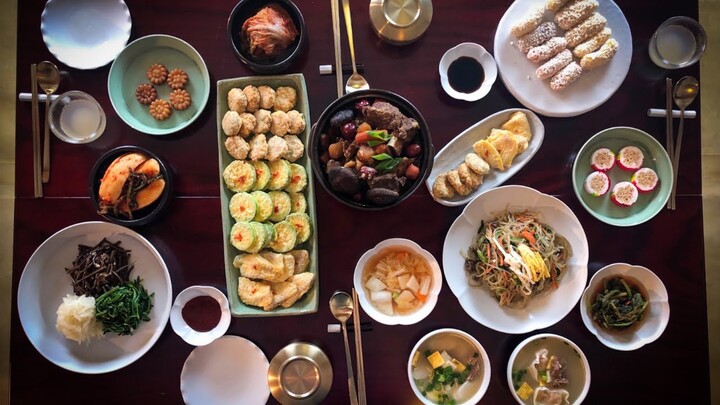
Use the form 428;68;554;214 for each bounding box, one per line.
376;300;394;315
610;181;639;207
419;275;432;296
454;381;475;403
617;146;644;171
397;274;410;289
591;148;615;171
365;276;387;292
412;365;430;381
370;290;392;303
406;275;420;293
632;167;659;192
584;171;610;196
395;289;416;304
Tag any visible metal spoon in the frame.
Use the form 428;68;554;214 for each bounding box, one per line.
669;76;699;210
330;291;359;405
341;0;369;93
37;61;60;184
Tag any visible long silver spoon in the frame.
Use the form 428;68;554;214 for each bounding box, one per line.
669;76;699;210
330;291;359;405
341;0;369;93
37;61;60;184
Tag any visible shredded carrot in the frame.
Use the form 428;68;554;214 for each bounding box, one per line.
522;230;536;247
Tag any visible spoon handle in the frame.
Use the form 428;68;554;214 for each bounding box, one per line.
665;78;673;210
42;96;51;183
341;323;359;405
341;0;359;75
670;112;686;210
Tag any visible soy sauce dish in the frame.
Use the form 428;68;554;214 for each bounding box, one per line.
309;89;433;210
170;286;231;346
89;146;173;227
439;42;497;102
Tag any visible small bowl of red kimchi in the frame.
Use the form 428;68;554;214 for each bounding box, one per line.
354;238;443;325
227;0;306;74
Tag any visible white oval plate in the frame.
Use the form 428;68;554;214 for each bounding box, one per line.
580;263;670;351
493;0;632;117
41;0;132;70
425;108;544;207
17;221;172;374
443;185;588;334
354;238;443;325
181;336;270;405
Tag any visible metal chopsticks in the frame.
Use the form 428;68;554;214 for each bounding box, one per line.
352;288;366;405
30;64;42;198
665;78;674;210
330;0;343;98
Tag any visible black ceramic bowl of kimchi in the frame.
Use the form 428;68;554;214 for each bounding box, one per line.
227;0;306;74
89;146;173;227
310;89;434;211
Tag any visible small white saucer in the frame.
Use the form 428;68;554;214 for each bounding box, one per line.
439;42;497;102
170;286;231;346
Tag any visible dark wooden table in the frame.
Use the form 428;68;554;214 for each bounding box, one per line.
11;0;709;403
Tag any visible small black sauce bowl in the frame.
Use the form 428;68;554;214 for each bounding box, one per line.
227;0;306;74
89;146;173;227
309;89;434;211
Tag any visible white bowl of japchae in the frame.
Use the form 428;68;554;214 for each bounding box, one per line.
442;185;589;334
580;263;670;351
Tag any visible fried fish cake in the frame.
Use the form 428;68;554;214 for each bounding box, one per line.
228;88;247;113
458;163;483;189
465;153;490;175
431;173;455;199
225;135;250;160
446;170;471;196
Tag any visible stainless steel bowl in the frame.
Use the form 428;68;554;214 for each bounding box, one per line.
267;342;333;404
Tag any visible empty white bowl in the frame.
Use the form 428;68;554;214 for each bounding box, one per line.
354;238;442;325
408;328;491;405
170;286;231;346
580;263;670;351
439;42;497;102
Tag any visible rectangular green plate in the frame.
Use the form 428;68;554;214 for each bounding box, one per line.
216;74;318;317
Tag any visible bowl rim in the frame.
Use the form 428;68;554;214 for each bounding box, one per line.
170;285;232;346
88;145;173;227
226;0;306;74
48;90;107;144
506;333;591;405
579;262;670;351
438;42;498;102
407;327;492;405
309;88;434;211
353;238;442;325
107;33;211;136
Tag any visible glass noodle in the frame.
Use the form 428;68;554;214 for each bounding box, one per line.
464;210;571;308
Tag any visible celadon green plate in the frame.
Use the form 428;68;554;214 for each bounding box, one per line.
572;127;672;227
108;34;210;135
216;74;318;317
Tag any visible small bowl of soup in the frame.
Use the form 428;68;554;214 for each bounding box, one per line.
580;263;670;351
507;334;591;405
353;238;442;325
408;328;491;404
170;286;231;346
